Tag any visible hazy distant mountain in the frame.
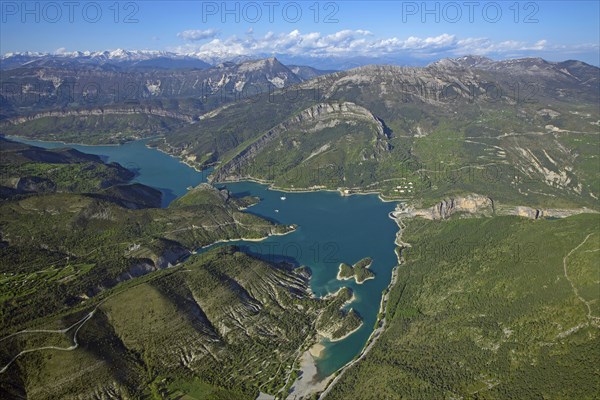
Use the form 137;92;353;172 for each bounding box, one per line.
287;65;337;80
0;57;304;119
128;57;211;70
0;49;437;71
431;55;599;81
0;49;213;70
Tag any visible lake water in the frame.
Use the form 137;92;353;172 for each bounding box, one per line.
9;137;399;378
7;137;211;207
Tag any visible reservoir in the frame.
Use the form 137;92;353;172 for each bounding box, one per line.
9;137;399;378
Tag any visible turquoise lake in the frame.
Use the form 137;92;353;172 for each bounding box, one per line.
9;137;399;378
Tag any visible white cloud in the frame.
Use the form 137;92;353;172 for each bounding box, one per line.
453;37;558;56
177;29;220;41
171;29;598;61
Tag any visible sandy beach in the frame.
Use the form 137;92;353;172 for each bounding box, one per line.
286;343;332;400
309;342;325;358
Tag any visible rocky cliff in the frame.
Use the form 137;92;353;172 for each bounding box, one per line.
393;194;597;221
509;205;598;219
399;194;495;220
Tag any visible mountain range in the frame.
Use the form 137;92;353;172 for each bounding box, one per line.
1;55;598;209
1;49;341;72
0;56;328;120
0;52;598;399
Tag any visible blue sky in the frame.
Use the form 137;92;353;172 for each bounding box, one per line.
1;1;599;64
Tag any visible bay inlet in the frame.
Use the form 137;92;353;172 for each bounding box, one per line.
10;137;399;378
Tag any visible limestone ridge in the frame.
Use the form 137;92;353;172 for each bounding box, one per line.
1;106;196;125
508;205;599;219
406;194;495;220
394;194;597;220
300;63;489;106
212;101;389;182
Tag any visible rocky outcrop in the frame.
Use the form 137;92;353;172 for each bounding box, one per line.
392;194;597;221
510;206;598;219
88;242;191;297
399;194;495;220
212;102;388;182
514;206;543;219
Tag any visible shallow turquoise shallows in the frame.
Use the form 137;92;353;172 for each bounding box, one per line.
10;137;399;378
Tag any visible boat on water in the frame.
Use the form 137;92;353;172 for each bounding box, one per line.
275;209;279;213
280;196;287;200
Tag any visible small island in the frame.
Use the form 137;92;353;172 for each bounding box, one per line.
337;257;375;284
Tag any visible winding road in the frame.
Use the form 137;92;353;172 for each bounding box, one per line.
0;311;95;374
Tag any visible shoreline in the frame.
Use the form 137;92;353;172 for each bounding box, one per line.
316;292;361;343
197;227;297;250
309;341;326;358
355;275;375;285
4;135;218;185
11;134;404;399
316;218;406;399
336;262;375;285
327;318;364;343
150;142;218;175
214;175;407;203
286;342;334;400
9;133;408;203
336;271;375;285
389;209;411;249
317;287;345;301
3;134;159;148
